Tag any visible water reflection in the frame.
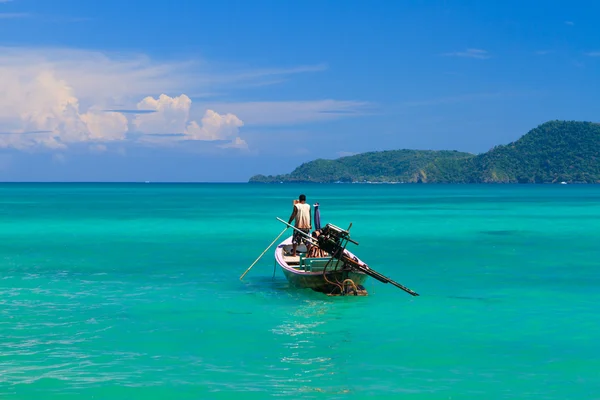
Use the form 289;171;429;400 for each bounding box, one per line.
269;299;356;397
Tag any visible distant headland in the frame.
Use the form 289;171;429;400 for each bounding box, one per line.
249;120;600;184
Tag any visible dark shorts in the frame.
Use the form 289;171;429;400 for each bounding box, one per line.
292;228;310;245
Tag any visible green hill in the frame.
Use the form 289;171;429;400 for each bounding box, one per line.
249;120;600;184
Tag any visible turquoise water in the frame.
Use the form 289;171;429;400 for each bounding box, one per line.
1;183;600;399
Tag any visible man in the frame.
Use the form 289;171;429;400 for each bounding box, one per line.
287;194;311;257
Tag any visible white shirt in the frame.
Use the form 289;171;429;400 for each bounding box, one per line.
294;203;311;229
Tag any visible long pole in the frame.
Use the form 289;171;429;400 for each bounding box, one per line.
342;255;419;296
239;227;289;281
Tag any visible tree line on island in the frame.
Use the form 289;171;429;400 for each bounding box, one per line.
249;120;600;184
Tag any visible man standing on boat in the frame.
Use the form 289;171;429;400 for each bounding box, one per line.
287;194;311;257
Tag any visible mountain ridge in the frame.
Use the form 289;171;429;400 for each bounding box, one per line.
249;120;600;184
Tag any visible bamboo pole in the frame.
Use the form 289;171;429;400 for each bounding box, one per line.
239;227;288;281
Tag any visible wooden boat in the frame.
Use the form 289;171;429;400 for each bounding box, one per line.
274;235;370;295
238;211;418;297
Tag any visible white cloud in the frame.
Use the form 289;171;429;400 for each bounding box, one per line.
0;47;205;106
133;94;245;146
133;94;193;134
0;67;128;149
0;48;256;150
81;111;128;141
0;46;363;151
441;48;491;59
186;109;243;141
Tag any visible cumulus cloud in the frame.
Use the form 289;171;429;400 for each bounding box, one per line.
133;94;245;145
0;68;128;149
0;48;250;150
133;94;193;134
0;46;364;151
186;110;244;141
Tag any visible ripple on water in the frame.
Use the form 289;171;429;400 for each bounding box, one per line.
2;183;600;398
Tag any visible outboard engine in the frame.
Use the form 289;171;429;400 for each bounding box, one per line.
317;223;354;258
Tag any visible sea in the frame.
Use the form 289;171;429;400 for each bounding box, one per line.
1;183;599;399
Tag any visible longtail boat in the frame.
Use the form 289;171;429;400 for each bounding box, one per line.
273;217;419;297
274;233;370;295
240;204;419;297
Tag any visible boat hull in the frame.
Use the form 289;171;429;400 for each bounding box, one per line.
275;235;369;295
280;267;368;293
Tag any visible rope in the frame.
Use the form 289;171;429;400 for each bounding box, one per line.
321;241;352;295
341;279;358;296
333;242;350;288
323;262;343;295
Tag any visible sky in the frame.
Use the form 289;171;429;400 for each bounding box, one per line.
0;0;599;182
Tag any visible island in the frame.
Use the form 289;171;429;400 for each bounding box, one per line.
249;120;600;184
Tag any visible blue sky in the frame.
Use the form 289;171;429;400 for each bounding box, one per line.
0;0;599;181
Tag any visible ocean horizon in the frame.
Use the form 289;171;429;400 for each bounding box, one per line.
0;181;593;184
1;183;599;399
